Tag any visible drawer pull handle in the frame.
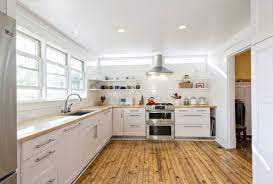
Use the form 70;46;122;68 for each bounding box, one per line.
184;125;202;128
63;123;81;132
35;150;55;163
129;110;140;112
130;115;141;117
130;125;141;127
183;115;202;117
35;139;56;149
47;178;56;184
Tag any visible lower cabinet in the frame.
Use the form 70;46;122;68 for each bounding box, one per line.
21;145;58;184
58;122;82;184
113;108;124;136
123;109;145;136
175;108;211;138
19;109;113;184
79;120;98;169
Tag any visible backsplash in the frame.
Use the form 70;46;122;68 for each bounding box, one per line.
17;94;99;123
88;62;210;105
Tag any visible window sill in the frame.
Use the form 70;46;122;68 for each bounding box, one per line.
17;98;88;112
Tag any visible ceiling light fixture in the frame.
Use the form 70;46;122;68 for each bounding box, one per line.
117;28;126;33
178;25;187;30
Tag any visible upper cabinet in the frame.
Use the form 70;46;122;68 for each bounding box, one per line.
252;0;273;44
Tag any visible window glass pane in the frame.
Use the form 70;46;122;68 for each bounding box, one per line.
47;63;66;75
71;58;83;71
46;46;67;65
71;79;83;90
164;57;206;64
100;58;153;66
47;74;67;88
17;88;40;101
16;32;40;56
71;70;83;80
47;89;67;100
71;90;86;97
17;68;39;87
17;55;38;70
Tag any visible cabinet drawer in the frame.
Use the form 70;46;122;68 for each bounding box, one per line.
21;145;58;184
175;124;210;137
21;131;58;161
175;114;210;125
175;108;193;113
124;124;145;136
193;108;210;114
124;108;144;114
176;108;210;114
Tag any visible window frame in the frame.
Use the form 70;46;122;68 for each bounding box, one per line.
16;29;87;103
16;31;43;102
163;55;207;65
99;56;154;66
70;57;85;91
45;45;69;93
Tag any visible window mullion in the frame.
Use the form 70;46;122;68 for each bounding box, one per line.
67;54;71;95
41;40;47;100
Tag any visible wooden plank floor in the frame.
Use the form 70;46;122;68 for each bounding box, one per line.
76;140;252;184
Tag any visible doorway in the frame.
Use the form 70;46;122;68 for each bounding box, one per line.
234;49;252;156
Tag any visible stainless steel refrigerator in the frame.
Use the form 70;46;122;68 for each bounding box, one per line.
0;12;17;184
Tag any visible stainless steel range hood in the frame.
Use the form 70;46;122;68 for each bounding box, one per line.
146;55;173;75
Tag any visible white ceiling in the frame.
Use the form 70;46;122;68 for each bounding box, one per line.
18;0;250;56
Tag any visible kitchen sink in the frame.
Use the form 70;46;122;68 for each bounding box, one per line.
67;110;95;116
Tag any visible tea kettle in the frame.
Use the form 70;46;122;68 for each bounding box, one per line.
147;97;156;105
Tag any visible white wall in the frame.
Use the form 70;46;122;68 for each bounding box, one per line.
16;4;97;123
207;26;251;148
88;59;210;105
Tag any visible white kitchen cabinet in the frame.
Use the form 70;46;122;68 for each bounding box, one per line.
96;109;112;152
58;122;82;184
79;119;98;167
21;130;58;161
252;0;273;44
21;145;58;184
104;109;113;141
113;108;124;136
175;108;210;137
123;108;145;136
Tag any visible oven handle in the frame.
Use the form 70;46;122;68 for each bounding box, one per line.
146;122;174;126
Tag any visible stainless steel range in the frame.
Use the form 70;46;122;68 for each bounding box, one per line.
146;103;175;140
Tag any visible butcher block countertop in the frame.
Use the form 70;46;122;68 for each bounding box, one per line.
17;105;145;143
17;104;216;143
175;105;217;108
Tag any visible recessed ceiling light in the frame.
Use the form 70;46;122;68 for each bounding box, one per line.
117;28;126;33
178;25;187;30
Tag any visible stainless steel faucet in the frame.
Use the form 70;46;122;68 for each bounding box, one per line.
62;93;82;113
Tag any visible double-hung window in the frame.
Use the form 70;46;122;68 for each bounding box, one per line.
70;57;85;95
46;45;68;100
16;31;41;102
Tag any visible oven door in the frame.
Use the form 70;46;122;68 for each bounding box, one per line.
146;123;174;140
146;111;174;123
